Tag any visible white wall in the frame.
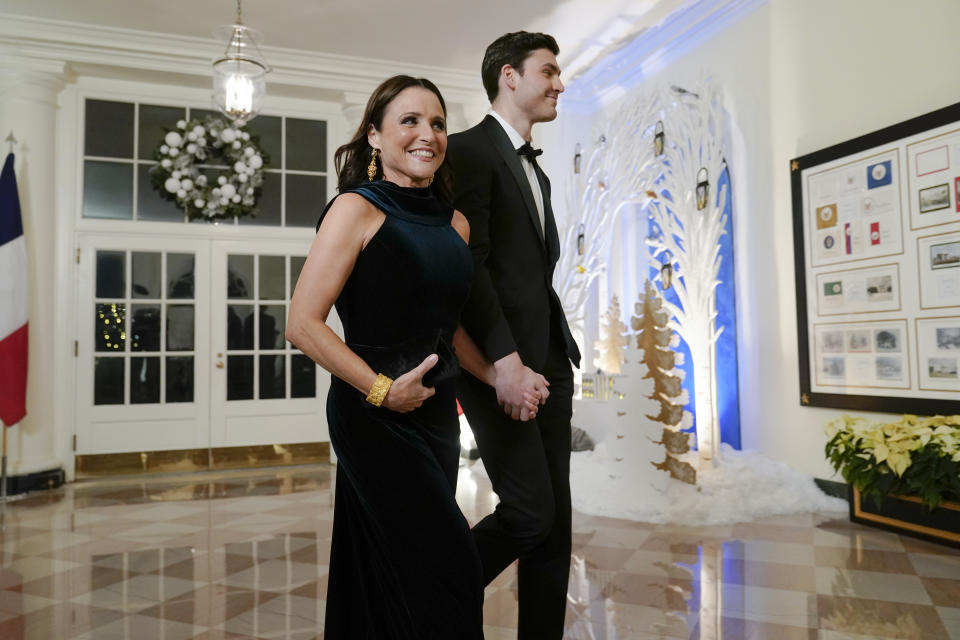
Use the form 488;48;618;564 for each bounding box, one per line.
544;0;960;478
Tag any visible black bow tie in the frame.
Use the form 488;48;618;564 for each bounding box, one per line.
517;142;543;161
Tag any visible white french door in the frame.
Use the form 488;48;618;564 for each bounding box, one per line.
74;233;330;457
209;240;330;447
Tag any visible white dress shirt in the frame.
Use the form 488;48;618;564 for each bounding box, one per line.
488;110;545;237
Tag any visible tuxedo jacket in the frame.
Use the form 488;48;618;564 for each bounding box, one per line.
447;115;581;372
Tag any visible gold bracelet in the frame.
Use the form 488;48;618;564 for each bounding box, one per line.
365;373;393;407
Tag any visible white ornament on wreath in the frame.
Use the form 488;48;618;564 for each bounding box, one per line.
151;116;268;221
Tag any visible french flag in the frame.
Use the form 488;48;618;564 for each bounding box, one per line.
0;153;27;427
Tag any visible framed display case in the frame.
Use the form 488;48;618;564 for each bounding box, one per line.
791;102;960;414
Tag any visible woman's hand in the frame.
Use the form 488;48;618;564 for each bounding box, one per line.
381;354;439;412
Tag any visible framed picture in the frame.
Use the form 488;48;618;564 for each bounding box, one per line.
792;101;960;414
919;184;951;214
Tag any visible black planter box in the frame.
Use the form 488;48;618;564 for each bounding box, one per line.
850;487;960;549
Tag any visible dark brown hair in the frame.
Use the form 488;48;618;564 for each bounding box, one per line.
334;75;453;204
481;31;559;103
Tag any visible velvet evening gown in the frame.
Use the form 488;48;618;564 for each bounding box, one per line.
318;181;483;639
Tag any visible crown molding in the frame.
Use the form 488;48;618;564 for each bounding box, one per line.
563;0;766;108
0;13;487;107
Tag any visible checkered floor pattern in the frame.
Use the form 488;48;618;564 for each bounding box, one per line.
0;464;957;639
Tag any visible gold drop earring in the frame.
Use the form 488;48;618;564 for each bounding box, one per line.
367;148;379;181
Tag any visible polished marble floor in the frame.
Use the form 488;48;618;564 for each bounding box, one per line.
0;464;958;639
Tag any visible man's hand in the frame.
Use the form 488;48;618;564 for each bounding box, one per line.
494;352;549;421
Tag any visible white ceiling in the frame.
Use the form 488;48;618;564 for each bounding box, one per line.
0;0;690;79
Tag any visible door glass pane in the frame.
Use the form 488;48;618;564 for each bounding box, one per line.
96;251;126;298
285;174;325;228
132;252;161;298
227;355;254;400
291;354;316;398
286;118;327;172
167;305;195;351
137;165;186;222
83;161;133;220
130;357;160;404
188;108;219;122
94;357;125;405
238;172;281;227
130;305;161;352
245;115;281;168
167;253;195;299
227;255;254;299
290;256;306;295
138;104;185;160
85;100;134;158
228;305;254;350
258;305;286;349
259;355;285;399
259;256;285;300
166;356;194;403
95;303;126;352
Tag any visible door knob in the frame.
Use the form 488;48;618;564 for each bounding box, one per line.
216;361;224;368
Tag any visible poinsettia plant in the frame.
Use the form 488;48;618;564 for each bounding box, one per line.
825;414;960;510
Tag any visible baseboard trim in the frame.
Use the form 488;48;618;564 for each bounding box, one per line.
2;467;66;496
75;442;331;478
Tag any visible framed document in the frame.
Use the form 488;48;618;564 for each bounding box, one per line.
792;102;960;414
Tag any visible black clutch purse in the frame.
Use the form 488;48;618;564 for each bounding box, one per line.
349;331;459;388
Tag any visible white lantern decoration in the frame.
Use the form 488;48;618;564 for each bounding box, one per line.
212;0;270;126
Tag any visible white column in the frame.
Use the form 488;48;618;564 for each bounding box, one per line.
0;55;68;478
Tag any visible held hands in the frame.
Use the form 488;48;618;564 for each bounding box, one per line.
494;352;549;422
382;354;438;413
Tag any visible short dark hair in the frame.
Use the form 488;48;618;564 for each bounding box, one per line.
481;31;559;102
334;75;453;204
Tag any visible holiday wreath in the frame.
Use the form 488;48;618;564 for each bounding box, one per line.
150;116;269;221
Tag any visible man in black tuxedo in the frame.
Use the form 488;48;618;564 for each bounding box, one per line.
447;31;581;639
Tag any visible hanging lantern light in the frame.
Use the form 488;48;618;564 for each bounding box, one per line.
573;143;582;174
212;0;271;125
696;167;709;210
654;120;664;156
660;257;673;289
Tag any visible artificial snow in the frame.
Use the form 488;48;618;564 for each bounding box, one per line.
570;442;846;526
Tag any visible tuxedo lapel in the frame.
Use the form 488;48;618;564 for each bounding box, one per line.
480;116;547;249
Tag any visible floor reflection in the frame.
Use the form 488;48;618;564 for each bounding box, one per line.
0;464;957;639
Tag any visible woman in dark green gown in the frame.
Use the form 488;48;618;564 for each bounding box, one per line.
287;76;486;639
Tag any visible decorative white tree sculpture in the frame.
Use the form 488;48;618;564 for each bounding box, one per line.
558;81;729;469
646;83;728;467
556;90;660;351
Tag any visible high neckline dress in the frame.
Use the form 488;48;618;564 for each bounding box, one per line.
318;181;483;639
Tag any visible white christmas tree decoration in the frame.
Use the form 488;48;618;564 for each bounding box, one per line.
593;294;629;374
